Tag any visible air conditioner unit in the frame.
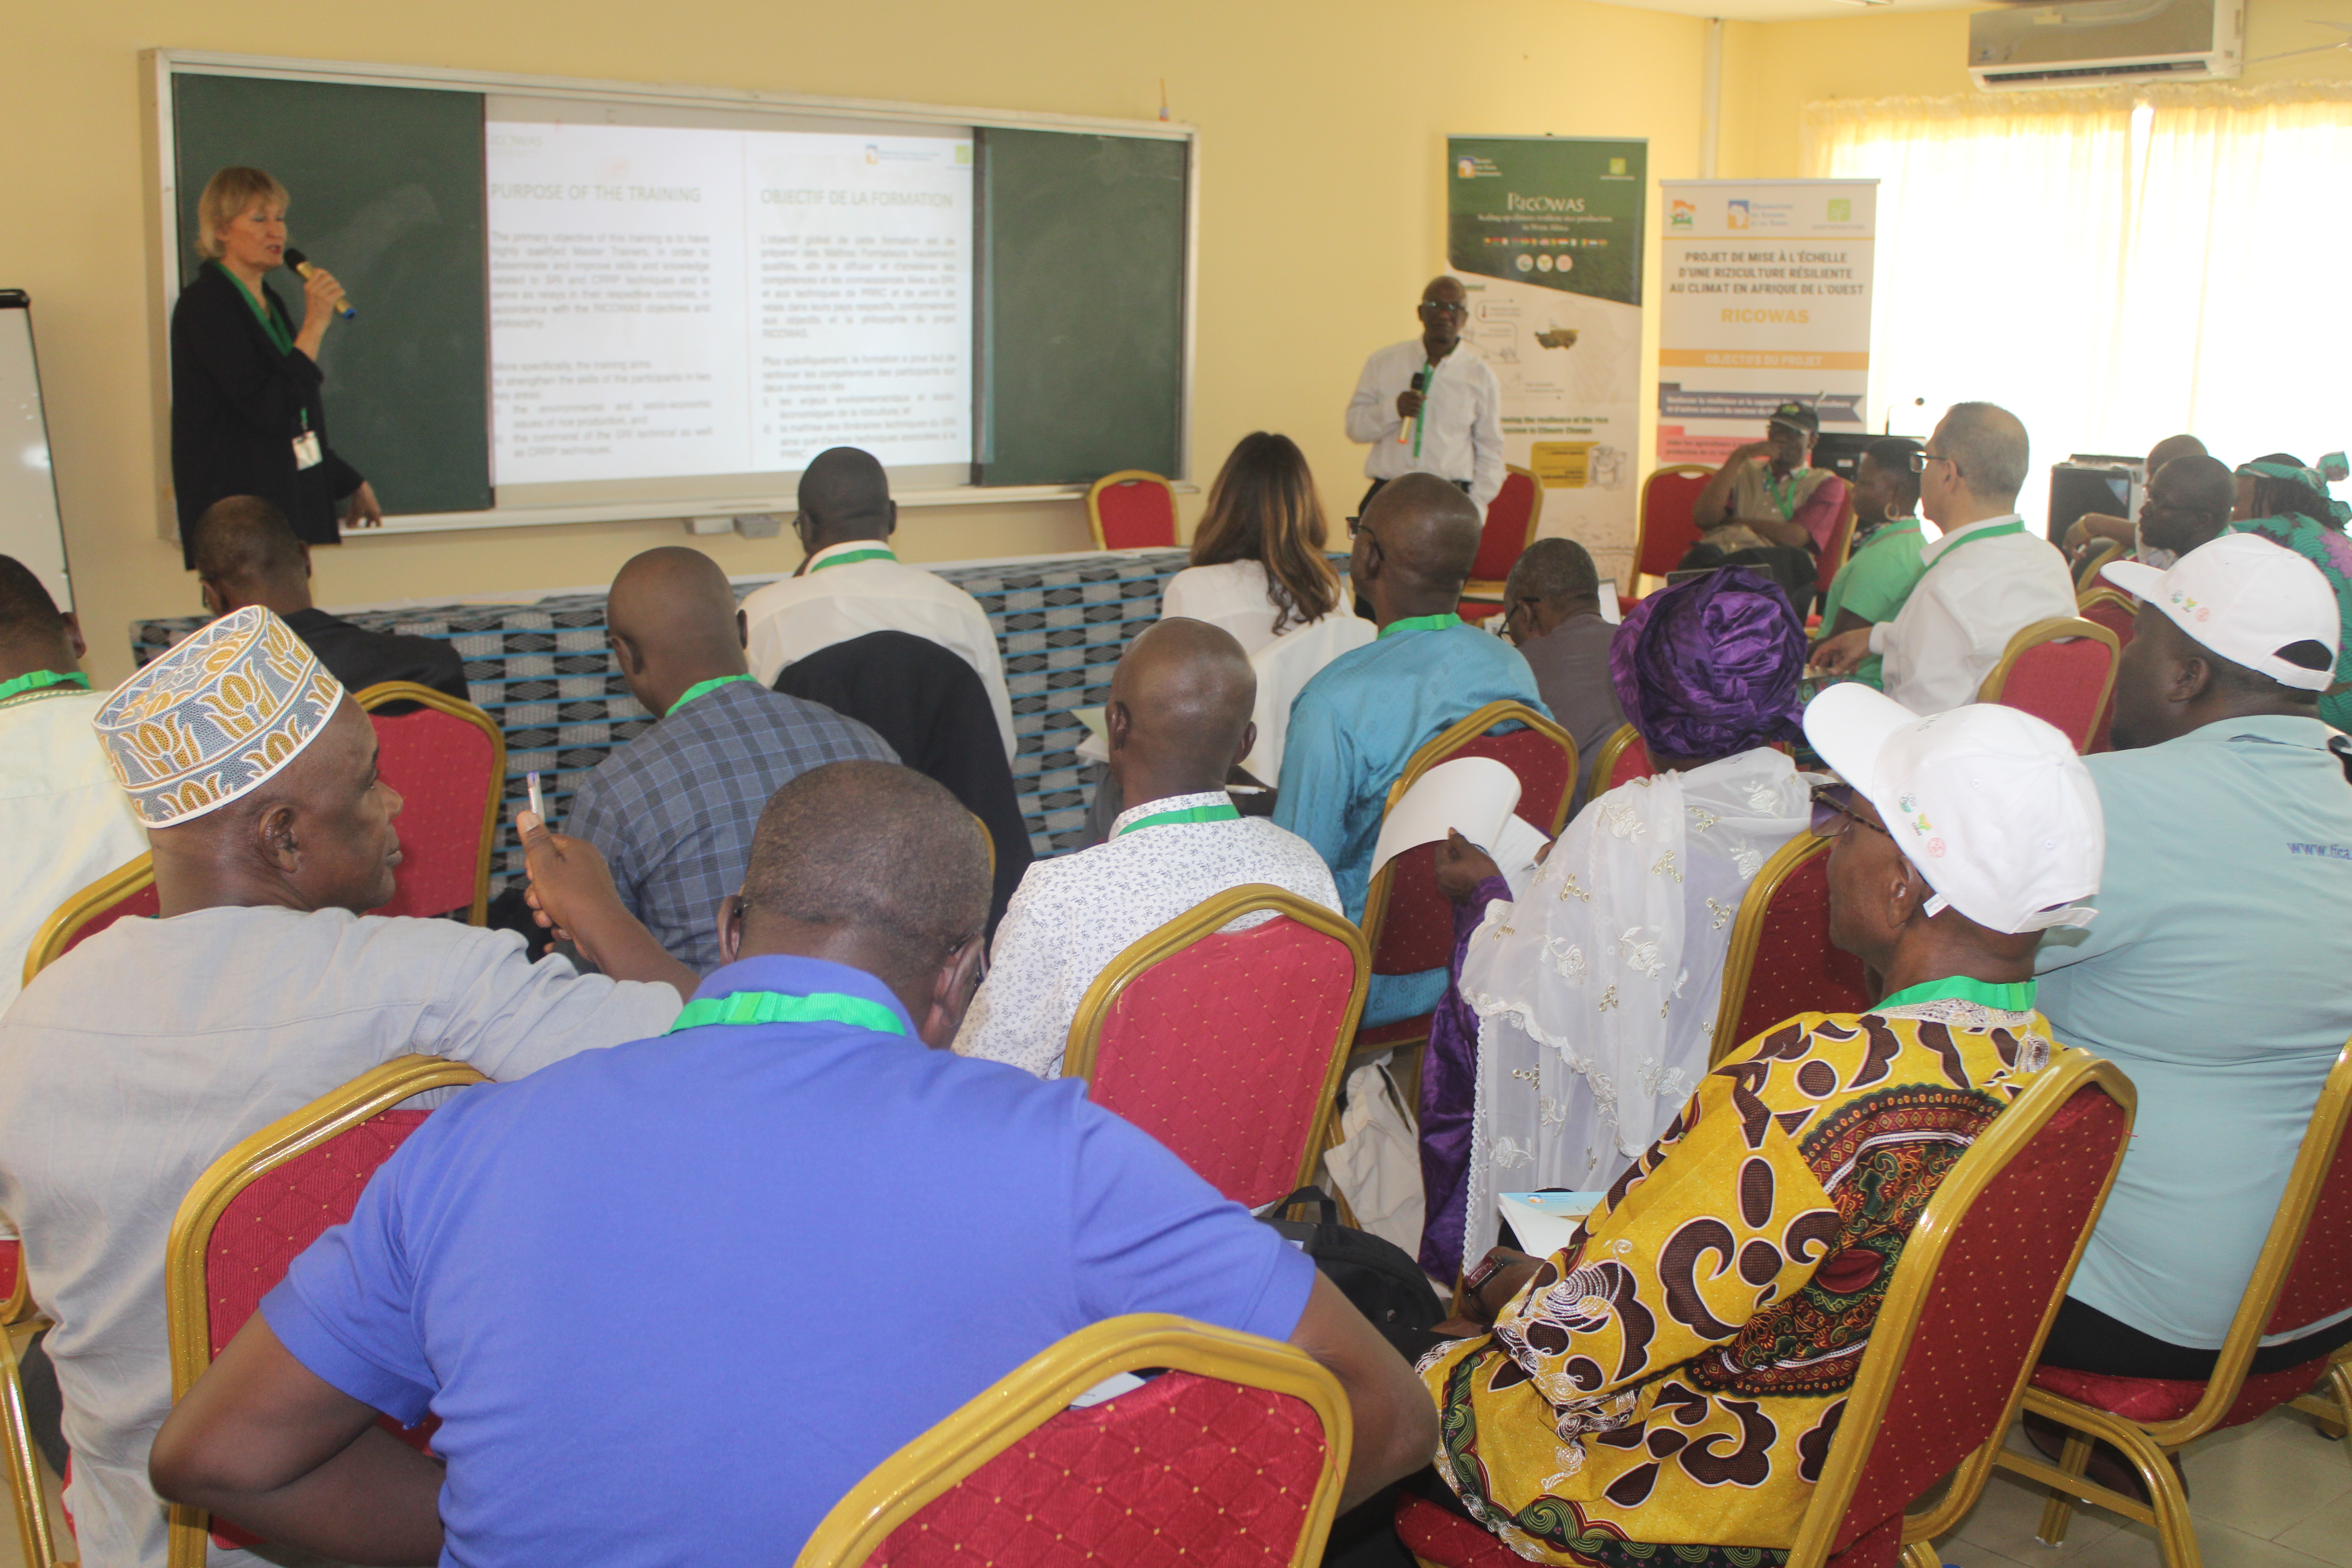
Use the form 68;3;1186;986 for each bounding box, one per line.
1970;0;2242;91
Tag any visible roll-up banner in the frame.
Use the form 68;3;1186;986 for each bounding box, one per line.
1656;179;1877;468
1448;136;1646;570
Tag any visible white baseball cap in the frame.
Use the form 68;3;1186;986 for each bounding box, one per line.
2102;533;2340;692
1802;685;2104;935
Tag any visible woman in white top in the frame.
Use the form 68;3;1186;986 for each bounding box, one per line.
1159;432;1350;654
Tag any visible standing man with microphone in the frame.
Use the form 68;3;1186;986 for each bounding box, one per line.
1343;275;1504;522
171;167;382;569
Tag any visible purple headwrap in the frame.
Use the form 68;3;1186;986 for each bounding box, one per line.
1608;567;1806;760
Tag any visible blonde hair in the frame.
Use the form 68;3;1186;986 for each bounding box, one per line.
196;167;289;261
1188;432;1339;635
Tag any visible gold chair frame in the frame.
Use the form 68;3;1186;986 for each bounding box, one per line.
2077;584;2139;619
1707;834;1834;1069
1083;469;1178;552
795;1313;1352;1568
1973;618;2122;752
22;851;155;987
0;1324;58;1568
162;1054;489;1568
1460;464;1545;607
1584;721;1644;807
354;681;507;927
2073;539;2126;591
1063;886;1369;1199
1993;1040;2352;1568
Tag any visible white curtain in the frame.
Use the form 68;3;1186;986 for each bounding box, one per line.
1804;84;2352;511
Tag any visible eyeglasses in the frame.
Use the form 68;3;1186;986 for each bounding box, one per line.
1910;450;1958;477
1418;299;1469;316
1810;783;1893;840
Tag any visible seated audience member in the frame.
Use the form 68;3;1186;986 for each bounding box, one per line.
740;446;1014;757
2230;451;2352;731
1812;436;1930;691
149;761;1436;1564
1418;569;1813;1279
1812;401;2076;715
191;495;469;704
957;619;1338;1076
0;607;686;1568
1681;401;1849;615
2107;453;2237;572
1161;430;1363;655
2062;432;2206;562
1498;537;1625;817
0;557;145;1012
2033;535;2352;1390
568;548;895;971
1417;686;2102;1566
1276;474;1548;1027
775;629;1031;932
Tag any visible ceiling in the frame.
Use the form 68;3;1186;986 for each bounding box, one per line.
1596;0;1983;25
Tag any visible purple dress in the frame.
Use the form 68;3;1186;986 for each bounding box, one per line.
1417;875;1510;1279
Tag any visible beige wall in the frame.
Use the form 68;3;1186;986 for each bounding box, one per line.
8;0;1710;681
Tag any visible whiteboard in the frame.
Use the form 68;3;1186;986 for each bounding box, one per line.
0;294;70;610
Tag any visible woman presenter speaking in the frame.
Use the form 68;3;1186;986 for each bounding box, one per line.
171;166;381;566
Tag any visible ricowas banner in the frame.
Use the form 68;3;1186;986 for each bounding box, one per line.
1448;136;1646;572
1656;179;1877;468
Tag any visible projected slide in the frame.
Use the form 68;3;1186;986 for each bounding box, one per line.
486;113;971;487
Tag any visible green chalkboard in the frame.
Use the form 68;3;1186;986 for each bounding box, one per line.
173;74;490;514
978;129;1187;486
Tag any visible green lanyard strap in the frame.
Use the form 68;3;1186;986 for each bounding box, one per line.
809;546;897;573
667;989;908;1036
217;263;294;356
1379;612;1459;640
1766;467;1809;521
1927;519;2026;568
668;674;760;713
1112;799;1241;839
0;670;91;703
1875;974;2037;1014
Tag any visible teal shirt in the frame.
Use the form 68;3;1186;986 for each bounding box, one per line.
2036;715;2352;1348
1815;518;1928;690
1274;621;1549;1026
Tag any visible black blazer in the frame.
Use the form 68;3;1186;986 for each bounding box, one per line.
170;261;364;563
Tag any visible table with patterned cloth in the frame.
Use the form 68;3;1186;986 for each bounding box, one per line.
132;549;1196;890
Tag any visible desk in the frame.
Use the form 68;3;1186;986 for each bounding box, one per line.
134;548;1194;889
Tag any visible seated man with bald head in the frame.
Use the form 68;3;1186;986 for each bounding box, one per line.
567;546;896;973
0;607;687;1568
956;618;1340;1077
1274;473;1548;1026
153;761;1436;1563
738;446;1015;758
2061;432;2207;563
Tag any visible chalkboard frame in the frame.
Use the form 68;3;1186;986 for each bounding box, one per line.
145;50;1196;539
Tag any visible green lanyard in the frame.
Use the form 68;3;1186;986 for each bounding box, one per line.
0;670;90;703
1766;466;1810;521
216;262;294;355
669;673;760;713
1111;799;1241;839
1927;519;2026;568
809;545;897;572
667;988;908;1036
1876;974;2037;1013
1412;361;1438;459
1379;612;1459;639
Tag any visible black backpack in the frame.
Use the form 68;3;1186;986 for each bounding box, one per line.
1259;1186;1444;1357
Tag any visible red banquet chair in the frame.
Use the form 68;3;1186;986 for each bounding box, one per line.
1085;470;1180;551
1709;835;1873;1067
1356;703;1578;1067
1635;464;1716;586
1585;722;1654;802
1815;494;1860;603
1457;466;1544;621
795;1314;1351;1568
356;682;505;924
1975;619;2120;755
1399;1050;2137;1568
160;1055;486;1568
1063;887;1369;1210
22;853;158;987
1997;1039;2352;1568
2075;586;2138;647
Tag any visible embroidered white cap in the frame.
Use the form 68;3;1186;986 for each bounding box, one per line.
2102;532;2340;693
1802;684;2103;935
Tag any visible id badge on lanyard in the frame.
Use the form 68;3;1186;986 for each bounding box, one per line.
292;412;322;471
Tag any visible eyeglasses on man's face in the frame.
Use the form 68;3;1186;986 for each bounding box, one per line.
1419;299;1469;317
1810;783;1893;840
1910;450;1958;477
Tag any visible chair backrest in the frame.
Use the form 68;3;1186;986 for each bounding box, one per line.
1708;836;1874;1067
1815;494;1860;598
0;1322;57;1568
1975;618;2120;753
2073;539;2124;590
1468;465;1543;585
2076;586;2138;645
1064;888;1367;1210
22;853;158;986
1086;470;1180;551
163;1054;487;1568
356;683;506;924
1360;703;1578;982
1785;1051;2137;1568
1586;723;1653;804
1636;464;1716;579
796;1314;1350;1568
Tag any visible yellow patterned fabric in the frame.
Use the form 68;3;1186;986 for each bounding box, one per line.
93;606;344;827
1419;1000;2054;1567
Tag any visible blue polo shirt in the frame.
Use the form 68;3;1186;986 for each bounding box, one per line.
2036;715;2352;1348
261;955;1316;1566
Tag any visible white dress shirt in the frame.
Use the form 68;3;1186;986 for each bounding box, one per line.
0;684;146;1015
1345;339;1505;514
1160;561;1296;655
954;791;1340;1079
740;540;1015;759
1868;514;2079;717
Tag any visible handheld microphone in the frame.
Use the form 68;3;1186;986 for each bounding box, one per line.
282;249;356;321
1397;370;1425;445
